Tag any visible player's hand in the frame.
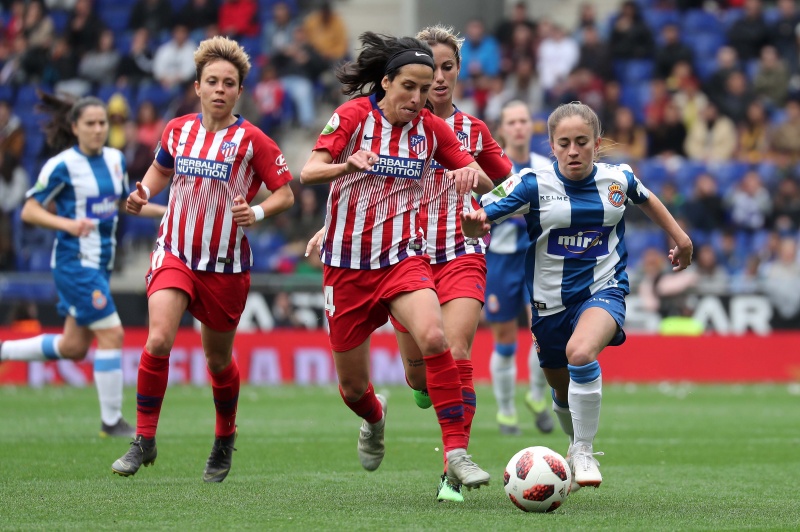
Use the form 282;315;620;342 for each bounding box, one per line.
68;218;95;238
126;181;148;214
344;150;379;174
304;226;325;257
232;195;256;227
448;167;480;195
669;241;693;271
460;209;490;238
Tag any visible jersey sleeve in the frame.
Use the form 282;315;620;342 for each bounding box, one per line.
252;131;293;192
26;157;68;206
155;118;178;169
430;115;475;170
482;170;537;223
313;101;360;160
622;165;650;205
120;151;131;197
473;119;512;180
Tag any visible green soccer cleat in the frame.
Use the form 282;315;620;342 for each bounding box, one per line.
437;473;464;502
496;412;521;436
524;392;555;434
203;428;238;483
111;435;157;477
100;417;136;439
413;389;432;409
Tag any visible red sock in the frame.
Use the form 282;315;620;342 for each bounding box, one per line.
456;359;476;448
339;382;383;424
136;350;169;439
209;358;240;438
425;349;467;453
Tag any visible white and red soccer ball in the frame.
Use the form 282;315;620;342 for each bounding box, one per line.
503;446;571;513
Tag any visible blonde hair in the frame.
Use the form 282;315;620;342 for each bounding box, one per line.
194;36;251;86
415;24;463;66
547;101;602;143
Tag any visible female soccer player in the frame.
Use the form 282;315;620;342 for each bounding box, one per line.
300;32;494;491
0;94;165;438
111;36;294;482
485;100;554;437
461;101;693;490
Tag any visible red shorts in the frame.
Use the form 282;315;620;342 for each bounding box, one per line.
391;253;486;333
146;252;251;332
322;255;436;352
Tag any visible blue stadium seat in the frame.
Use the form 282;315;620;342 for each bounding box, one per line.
50;9;70;34
694;57;718;81
98;5;131;34
684;32;725;60
16;84;47;107
682;9;723;35
614;59;655;84
719;8;744;29
708;161;749;196
624;228;666;269
0;84;14;103
673;160;707;196
644;9;681;34
136;84;175;113
635;158;670;194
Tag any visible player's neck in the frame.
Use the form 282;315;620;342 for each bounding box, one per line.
432;102;454;120
201;114;237;132
507;146;528;164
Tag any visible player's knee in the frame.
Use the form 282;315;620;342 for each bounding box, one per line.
416;326;448;355
565;343;596;367
145;330;175;356
58;342;89;360
450;343;470;361
339;379;369;402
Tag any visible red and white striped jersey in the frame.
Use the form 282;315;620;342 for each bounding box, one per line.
315;95;475;270
153;114;292;273
420;108;511;264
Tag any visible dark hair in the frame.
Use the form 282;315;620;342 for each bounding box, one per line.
336;32;433;100
37;92;106;152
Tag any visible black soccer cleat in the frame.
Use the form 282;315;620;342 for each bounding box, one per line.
100;417;136;438
203;428;238;483
111;435;157;477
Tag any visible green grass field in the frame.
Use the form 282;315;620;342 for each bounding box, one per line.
1;383;799;531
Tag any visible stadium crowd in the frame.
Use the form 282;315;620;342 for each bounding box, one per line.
0;0;799;325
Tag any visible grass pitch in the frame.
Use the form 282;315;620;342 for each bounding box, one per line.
0;383;798;530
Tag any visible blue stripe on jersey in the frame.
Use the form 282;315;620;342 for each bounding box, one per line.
523;176;541;311
558;166;604;306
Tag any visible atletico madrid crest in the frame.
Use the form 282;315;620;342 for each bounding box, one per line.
220;141;238;161
409;135;427;155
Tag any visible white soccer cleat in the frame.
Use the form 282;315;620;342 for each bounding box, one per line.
446;449;490;489
357;394;387;471
570;442;604;488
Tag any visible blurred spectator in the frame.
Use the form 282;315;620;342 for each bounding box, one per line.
635;246;698;318
729;254;763;294
283;187;325;256
725;170;772;233
22;0;54;53
576;25;613;81
761;237;800;328
498;18;535;78
272;291;302;328
737;100;770;163
232;85;260;125
717;230;746;275
604;105;647;161
152;25;197;89
573;2;604;41
134;100;164;152
537;21;579;94
608;0;655;60
128;0;174;38
693;243;730;295
253;63;285;136
218;0;259;39
459;18;501;80
272;26;327;130
66;0;101;58
716;70;755;125
302;0;348;64
644;78;670;126
672;78;709;132
684;102;737;162
703;46;740;109
7;301;41;333
106;93;130;150
647;100;687;158
633;247;670;314
4;1;25;42
176;0;219;42
116;28;154;88
171;82;202;116
683;172;727;231
554;66;604;110
0;150;27;270
659;181;685;219
122;120;152;182
0;100;24;160
769;98;800;164
770;0;800;75
654;24;694;80
726;0;770;62
494;1;535;51
752;45;790;109
42;36;82;92
771;177;800;232
598;79;622;130
78;28;120;86
261;1;298;59
486;55;543;122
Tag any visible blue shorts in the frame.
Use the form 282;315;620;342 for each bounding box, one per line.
530;287;627;369
484;251;529;323
53;264;117;326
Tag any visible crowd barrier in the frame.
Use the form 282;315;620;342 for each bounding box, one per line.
1;328;798;386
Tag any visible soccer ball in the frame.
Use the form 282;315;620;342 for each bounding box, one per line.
503;446;571;513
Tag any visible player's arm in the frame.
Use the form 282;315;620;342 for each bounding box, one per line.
300;149;379;185
127;161;173;215
21;197;94;237
304;226;325;257
232;183;294;227
638;194;693;271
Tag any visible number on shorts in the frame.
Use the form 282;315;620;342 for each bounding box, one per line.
324;285;335;317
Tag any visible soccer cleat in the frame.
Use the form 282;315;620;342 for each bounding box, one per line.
100;417;136;438
570;442;604;488
203;428;238;483
524;392;555;434
565;444;581;493
412;388;432;409
446;449;490;489
357;394;387;471
436;473;464;503
111;435;157;477
496;412;521;435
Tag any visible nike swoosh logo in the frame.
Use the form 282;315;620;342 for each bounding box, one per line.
178;142;186;146
363;135;380;140
415;52;426;57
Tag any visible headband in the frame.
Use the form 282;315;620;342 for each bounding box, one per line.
385;48;434;74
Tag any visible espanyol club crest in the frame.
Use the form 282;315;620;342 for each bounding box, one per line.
409;135;427;155
607;182;626;207
456;130;469;149
220;141;238;161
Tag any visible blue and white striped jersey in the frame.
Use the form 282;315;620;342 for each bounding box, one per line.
26;146;128;271
487;152;551;254
481;162;650;316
